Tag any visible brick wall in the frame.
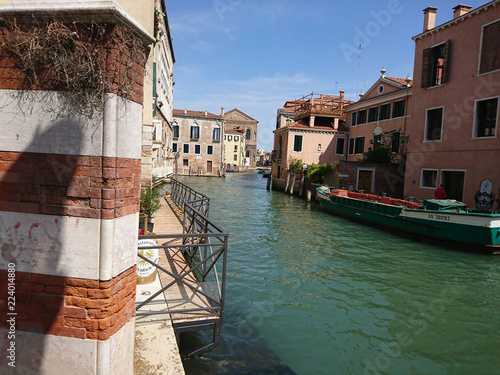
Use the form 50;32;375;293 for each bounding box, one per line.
0;152;140;219
0;267;136;340
0;24;146;104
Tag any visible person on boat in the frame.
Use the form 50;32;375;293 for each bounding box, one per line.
434;184;447;199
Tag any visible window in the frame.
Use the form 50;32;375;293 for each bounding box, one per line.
190;125;199;139
355;137;365;154
246;128;251;140
348;138;355;155
351;112;357;126
233;154;237;161
379;103;391;120
183;159;188;167
422;40;450;88
293;135;303;152
235;136;239;141
234;145;238;152
474;97;498;137
479;20;500;74
195;145;200;154
183;144;189;153
213;127;220;141
421;169;437;188
228;135;233;141
317;144;322;151
173;125;179;138
357;109;367;125
224;135;226;140
336;138;345;155
368;107;379;123
207;145;213;155
172;143;177;152
373;134;382;149
425;107;444;141
391;132;401;153
392;100;406;118
285;118;292;126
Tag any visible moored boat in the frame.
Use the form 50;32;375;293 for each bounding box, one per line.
316;187;500;254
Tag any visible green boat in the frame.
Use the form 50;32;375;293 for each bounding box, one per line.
316;187;500;254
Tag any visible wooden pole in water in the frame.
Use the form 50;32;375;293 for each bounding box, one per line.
306;190;312;202
284;170;290;193
266;176;271;190
290;173;296;195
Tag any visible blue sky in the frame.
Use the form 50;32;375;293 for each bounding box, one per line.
166;0;489;152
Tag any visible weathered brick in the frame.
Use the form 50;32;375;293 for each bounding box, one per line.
66;278;99;289
47;325;86;339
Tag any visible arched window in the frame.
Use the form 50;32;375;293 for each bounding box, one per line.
246;128;251;140
246;151;250;157
173;122;179;138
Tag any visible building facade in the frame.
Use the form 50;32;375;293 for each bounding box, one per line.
151;0;175;181
272;92;354;182
172;109;223;176
404;2;500;208
342;69;412;193
223;108;258;167
224;129;246;171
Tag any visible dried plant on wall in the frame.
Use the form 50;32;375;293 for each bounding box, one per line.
0;19;149;111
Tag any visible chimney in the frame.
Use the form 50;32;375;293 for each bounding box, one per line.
453;4;472;19
204;111;207;117
423;7;438;32
333;118;339;130
184;109;187;115
309;115;315;128
221;107;225;116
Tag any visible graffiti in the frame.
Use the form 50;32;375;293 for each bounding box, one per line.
474;180;495;212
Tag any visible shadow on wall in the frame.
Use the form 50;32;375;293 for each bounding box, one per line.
0;113;84;373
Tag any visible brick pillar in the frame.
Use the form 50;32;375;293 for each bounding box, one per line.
0;6;154;374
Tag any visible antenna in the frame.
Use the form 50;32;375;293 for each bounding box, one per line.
356;44;362;99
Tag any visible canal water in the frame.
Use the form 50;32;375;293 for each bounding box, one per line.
165;173;500;375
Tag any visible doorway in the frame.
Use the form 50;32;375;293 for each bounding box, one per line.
442;170;465;202
207;160;213;175
357;169;374;193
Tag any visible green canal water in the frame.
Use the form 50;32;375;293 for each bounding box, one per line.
168;173;500;375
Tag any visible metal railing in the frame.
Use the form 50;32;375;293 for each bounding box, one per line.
170;178;210;217
136;178;228;357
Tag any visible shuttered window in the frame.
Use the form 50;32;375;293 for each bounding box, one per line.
421;40;450;88
480;20;500;74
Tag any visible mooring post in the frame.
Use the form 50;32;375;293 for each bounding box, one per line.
306;190;312;202
266;176;271;190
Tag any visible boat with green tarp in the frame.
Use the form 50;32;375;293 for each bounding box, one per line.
316;187;500;254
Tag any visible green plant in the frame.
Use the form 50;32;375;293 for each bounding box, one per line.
140;186;161;222
305;163;334;183
288;157;303;173
364;146;391;164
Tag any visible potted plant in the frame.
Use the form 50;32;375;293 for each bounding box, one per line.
140;186;161;232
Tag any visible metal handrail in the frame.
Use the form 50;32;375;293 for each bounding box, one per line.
136;178;228;357
170;178;210;217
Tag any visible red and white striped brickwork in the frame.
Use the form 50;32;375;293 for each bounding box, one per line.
0;3;154;374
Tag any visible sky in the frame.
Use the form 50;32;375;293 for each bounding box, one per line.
166;0;489;152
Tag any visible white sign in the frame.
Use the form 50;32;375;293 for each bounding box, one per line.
137;239;159;277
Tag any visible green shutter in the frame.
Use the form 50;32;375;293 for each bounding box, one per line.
421;47;430;88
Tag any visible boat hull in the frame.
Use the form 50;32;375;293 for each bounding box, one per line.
317;189;500;253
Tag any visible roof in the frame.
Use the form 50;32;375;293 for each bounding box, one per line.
173;109;221;119
224;108;258;122
413;0;500;40
225;129;244;134
385;76;413;86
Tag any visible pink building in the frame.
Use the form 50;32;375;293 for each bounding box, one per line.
272;92;354;181
405;2;500;208
343;70;412;193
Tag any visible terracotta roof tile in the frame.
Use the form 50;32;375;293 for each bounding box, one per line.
386;76;413;87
